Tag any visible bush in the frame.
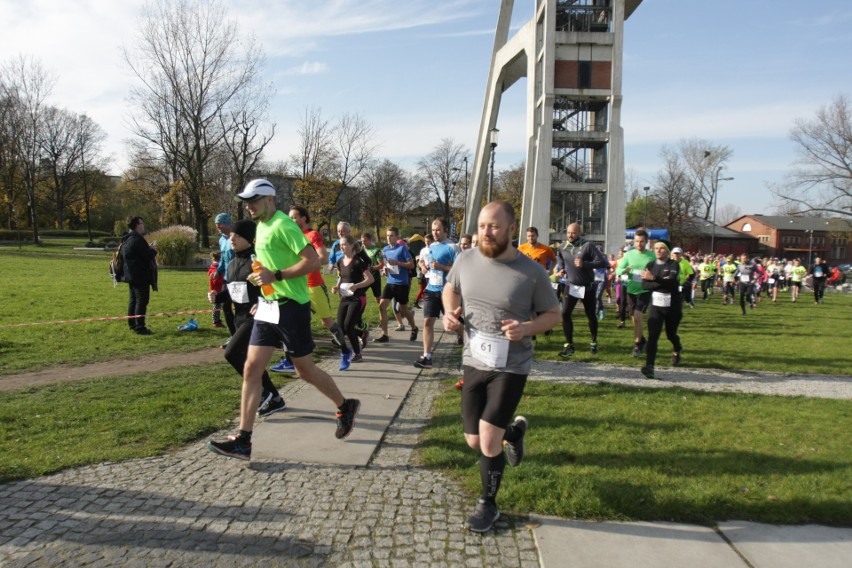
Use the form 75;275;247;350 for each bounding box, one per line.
147;225;198;267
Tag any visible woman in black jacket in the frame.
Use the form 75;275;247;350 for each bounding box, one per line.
210;220;286;417
640;240;683;380
121;216;158;335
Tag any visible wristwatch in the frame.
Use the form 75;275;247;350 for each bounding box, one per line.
274;269;283;281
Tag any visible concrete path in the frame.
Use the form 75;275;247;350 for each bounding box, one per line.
1;315;849;567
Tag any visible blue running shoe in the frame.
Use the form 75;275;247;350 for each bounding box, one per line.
339;350;352;371
270;358;296;373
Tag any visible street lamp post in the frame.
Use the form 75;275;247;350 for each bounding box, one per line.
711;168;734;254
642;186;650;227
452;156;470;233
805;229;814;267
488;128;499;203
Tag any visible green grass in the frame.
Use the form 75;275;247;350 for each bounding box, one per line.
421;379;852;526
0;252;347;374
0;363;246;483
535;291;852;376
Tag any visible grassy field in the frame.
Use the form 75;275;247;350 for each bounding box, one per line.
2;250;850;526
534;289;852;376
421;379;852;526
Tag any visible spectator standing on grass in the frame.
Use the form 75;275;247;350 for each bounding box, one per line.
121;216;157;336
442;200;560;533
206;179;359;462
209;219;286;417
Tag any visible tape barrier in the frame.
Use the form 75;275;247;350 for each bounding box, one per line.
0;308;216;329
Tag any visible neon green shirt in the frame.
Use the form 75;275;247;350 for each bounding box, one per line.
363;245;384;270
791;265;807;282
616;248;655;295
255;210;311;304
677;258;694;285
698;262;717;280
721;262;738;282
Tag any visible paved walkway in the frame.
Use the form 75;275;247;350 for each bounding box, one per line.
1;319;850;567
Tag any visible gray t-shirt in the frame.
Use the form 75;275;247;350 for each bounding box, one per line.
447;247;559;374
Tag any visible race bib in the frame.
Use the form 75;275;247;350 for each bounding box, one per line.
723;276;734;283
620;274;629;283
632;269;643;282
652;291;672;308
569;284;586;299
594;272;604;282
469;329;509;368
740;275;750;283
768;278;775;284
551;281;559;290
428;269;443;288
226;281;249;304
255;298;280;324
339;282;354;297
386;263;399;275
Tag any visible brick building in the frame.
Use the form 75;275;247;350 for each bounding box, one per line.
725;215;852;264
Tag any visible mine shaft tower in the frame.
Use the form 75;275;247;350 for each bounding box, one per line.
464;0;643;252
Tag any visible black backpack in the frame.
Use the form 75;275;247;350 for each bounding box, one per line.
109;242;125;286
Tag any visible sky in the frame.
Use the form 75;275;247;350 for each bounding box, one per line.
2;0;851;218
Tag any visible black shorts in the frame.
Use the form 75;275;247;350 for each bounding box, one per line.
423;290;444;318
723;282;736;295
249;300;315;358
627;292;650;314
381;282;410;305
368;270;382;298
461;366;527;434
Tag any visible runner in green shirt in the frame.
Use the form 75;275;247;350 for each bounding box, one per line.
789;258;807;302
207;179;360;462
697;255;718;302
615;229;656;356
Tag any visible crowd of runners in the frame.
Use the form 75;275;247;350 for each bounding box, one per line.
197;177;845;533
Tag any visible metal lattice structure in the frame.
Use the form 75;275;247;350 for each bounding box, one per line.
464;0;642;252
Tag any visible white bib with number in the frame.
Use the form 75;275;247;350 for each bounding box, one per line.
469;329;509;368
339;282;354;297
768;278;775;284
569;284;585;299
652;291;672;308
386;263;399;275
551;281;559;290
255;298;280;324
740;275;750;283
227;281;249;304
632;269;644;282
428;269;443;288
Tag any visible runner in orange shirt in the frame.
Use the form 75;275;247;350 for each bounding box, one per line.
518;227;556;271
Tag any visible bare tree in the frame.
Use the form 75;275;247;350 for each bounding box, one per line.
333;112;377;222
292;106;335;179
76;113;108;242
41;106;83;228
651;146;700;244
772;94;852;218
677;138;733;220
716;203;743;227
417;138;468;221
360;159;419;236
124;0;265;246
0;85;23;229
0;55;54;243
220;84;276;220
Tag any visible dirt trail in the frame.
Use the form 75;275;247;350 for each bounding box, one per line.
0;349;223;392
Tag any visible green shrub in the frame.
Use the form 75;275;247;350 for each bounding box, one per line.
148;225;198;266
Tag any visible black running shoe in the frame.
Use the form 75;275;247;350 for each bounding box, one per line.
558;343;574;358
413;355;433;369
590;342;598;354
410;326;419;342
671;352;681;366
207;438;251;461
374;335;389;343
335;398;361;440
640;365;656;380
504;416;528;467
258;397;286;417
465;499;500;533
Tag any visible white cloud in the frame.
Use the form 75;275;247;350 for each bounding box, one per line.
283;62;329;76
